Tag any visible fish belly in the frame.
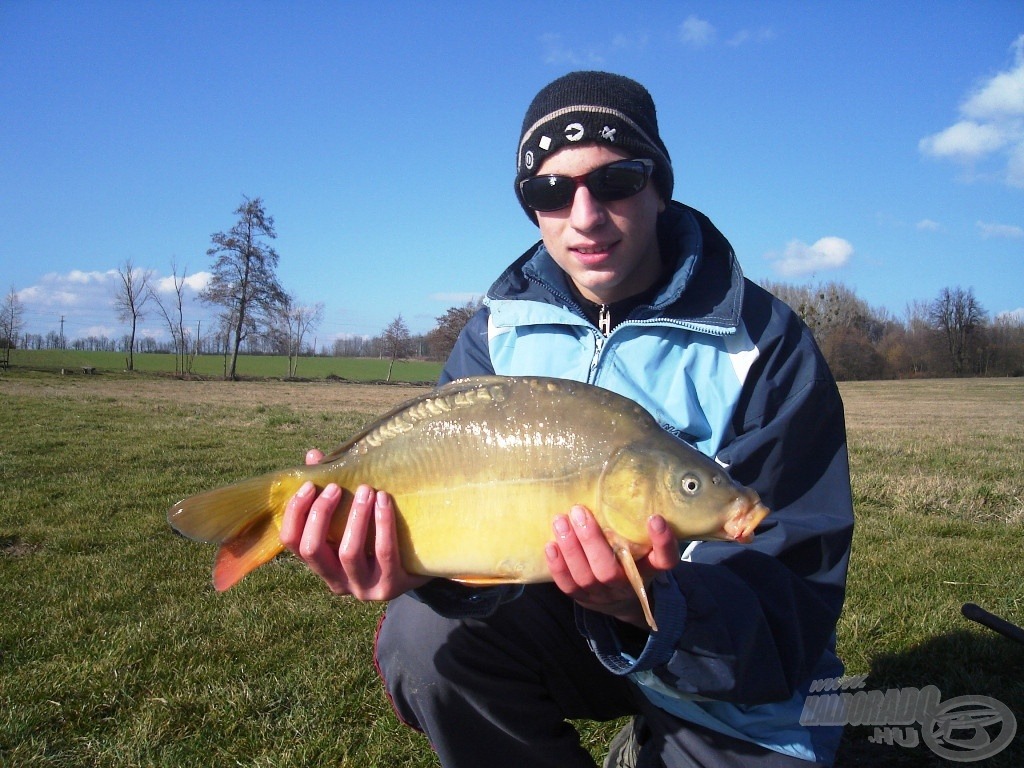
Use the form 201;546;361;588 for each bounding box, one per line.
325;413;610;584
389;478;597;582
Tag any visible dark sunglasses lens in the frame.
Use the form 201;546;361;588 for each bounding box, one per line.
590;163;647;201
521;176;574;211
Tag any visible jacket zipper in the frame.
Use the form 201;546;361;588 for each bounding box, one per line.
598;304;611;337
590;331;604;374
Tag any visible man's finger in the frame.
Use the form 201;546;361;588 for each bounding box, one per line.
339;485;375;574
280;480;316;552
372;491;401;573
567;505;620;582
645;515;680;571
299;483;341;562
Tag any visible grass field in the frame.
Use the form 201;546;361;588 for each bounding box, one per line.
4;348;444;384
1;370;1022;766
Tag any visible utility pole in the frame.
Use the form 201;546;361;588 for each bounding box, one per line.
59;315;65;349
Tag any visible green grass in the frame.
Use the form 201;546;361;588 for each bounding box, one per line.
836;379;1024;766
5;348;443;383
1;372;1022;766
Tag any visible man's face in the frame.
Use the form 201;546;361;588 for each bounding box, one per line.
534;143;666;306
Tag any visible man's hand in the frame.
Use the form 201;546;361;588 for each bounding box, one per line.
279;449;429;600
545;505;679;628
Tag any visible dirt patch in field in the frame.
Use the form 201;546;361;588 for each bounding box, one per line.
0;374;430;414
0;535;39;558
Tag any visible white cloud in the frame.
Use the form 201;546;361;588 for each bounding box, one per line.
153;270;211;294
977;220;1024;239
66;268;119;285
17;268;216;341
916;218;942;231
184;271;211;291
727;27;775;47
997;307;1024;322
540;33;604;67
540;29;651;63
920;34;1024;185
612;32;650;52
22;271;117;307
678;17;772;50
20;283;86;307
680;16;716;48
962;37;1024;120
767;237;854;277
80;324;118;339
918;120;1008;159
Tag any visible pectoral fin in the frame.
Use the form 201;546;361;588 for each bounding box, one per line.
608;535;658;633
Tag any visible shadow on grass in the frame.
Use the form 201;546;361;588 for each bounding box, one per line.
834;625;1023;767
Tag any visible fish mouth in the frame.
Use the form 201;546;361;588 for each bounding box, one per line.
723;495;771;544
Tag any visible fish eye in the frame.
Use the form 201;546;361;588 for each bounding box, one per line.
680;473;701;495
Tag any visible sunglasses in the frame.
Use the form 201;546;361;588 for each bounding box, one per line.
519;158;655;212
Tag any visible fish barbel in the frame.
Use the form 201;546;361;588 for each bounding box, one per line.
168;376;769;630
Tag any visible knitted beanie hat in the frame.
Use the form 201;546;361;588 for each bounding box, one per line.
515;71;674;222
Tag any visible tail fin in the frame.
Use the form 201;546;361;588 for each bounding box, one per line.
168;469;307;590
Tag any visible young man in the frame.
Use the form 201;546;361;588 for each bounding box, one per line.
280;71;854;767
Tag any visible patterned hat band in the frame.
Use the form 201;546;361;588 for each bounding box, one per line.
518;105;669;175
514;72;674;223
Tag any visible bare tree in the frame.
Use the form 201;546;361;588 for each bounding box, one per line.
152;260;196;376
199;196;286;380
331;335;375;357
214;310;240;377
426;298;483;362
985;313;1024;377
900;299;941;375
820;326;886;381
1;286;25;368
114;260;153;371
928;286;987;375
273;296;324;378
381;314;411;383
762;280;875;348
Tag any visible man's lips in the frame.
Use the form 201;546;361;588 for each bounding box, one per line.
571;241;618;264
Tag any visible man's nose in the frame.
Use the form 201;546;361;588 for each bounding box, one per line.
568;185;608;231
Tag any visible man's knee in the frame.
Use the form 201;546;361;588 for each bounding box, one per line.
376;593;448;689
374;594;456;730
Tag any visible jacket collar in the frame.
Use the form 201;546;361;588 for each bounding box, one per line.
487;201;745;331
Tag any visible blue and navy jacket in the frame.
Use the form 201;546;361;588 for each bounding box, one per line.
416;201;854;764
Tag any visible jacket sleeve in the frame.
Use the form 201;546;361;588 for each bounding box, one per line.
579;298;854;705
438;307;495;384
406;308;526;617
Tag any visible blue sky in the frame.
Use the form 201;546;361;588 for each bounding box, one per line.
2;1;1022;346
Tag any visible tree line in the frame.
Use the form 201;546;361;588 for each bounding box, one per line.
2;196;1022;380
761;281;1023;379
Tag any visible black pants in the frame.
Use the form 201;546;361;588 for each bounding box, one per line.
374;584;823;768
